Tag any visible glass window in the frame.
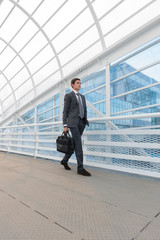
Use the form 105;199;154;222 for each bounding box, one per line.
37;109;53;122
25;118;34;124
87;107;97;119
112;116;154;128
94;101;106;115
54;93;60;106
37;98;53;112
111;85;160;114
36;94;60;123
132;106;160;116
110;42;160;81
81;70;106;94
55;106;60;116
21;109;34;122
111;63;160;97
111;98;133;114
110;35;160;123
85;87;106;103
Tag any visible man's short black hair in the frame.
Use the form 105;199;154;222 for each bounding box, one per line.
71;78;80;88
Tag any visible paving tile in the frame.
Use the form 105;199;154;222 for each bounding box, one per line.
135;214;160;240
0;152;160;240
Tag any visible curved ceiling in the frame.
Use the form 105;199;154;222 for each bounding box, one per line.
0;0;160;120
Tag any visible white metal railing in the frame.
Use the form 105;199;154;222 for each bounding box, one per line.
0;112;160;178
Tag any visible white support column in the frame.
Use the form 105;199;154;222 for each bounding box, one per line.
7;128;11;153
105;61;111;118
59;83;65;131
34;106;38;159
53;95;55;131
105;61;112;159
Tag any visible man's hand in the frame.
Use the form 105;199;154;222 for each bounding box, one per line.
63;126;68;132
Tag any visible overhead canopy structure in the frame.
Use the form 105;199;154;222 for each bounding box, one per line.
0;0;160;122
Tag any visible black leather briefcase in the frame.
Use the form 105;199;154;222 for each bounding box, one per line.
56;132;75;154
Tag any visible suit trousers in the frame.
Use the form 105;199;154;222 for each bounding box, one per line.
63;118;86;170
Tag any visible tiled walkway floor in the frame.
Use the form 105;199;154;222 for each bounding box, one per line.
0;151;160;240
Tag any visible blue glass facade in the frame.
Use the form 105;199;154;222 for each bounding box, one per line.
81;70;106;119
110;36;160;128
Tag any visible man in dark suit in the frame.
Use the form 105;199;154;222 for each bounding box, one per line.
61;78;91;176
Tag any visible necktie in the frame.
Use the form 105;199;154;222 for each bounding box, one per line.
76;93;84;119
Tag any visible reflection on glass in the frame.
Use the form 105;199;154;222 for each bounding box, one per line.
111;63;160;97
81;70;105;94
85;87;106;103
110;42;160;81
111;85;160;113
110;36;160;128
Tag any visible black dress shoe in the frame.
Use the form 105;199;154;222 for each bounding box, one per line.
77;168;91;176
60;160;71;170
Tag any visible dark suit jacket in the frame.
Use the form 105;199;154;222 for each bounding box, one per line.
63;91;89;128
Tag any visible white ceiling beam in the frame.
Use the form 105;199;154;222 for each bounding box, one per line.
9;0;63;78
0;37;36;101
85;0;106;50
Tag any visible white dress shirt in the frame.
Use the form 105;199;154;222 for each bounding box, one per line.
73;90;83;105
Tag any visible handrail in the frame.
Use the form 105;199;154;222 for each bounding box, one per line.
1;112;160;129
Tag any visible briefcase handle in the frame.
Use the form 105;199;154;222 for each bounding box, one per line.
62;131;71;137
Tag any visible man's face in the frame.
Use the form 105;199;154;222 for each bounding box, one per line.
72;80;81;91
